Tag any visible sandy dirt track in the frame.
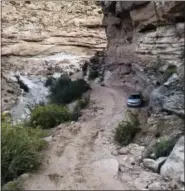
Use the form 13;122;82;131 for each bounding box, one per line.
23;83;129;190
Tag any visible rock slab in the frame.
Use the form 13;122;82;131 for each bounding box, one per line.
160;136;184;182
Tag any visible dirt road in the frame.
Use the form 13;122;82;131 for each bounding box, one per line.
22;83;173;190
23;84;129;190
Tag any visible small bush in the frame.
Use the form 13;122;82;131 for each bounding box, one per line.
82;62;89;76
2;179;23;191
90;55;99;64
88;68;99;80
49;75;90;104
1;122;47;185
152;136;179;159
163;64;177;81
2;112;12;123
29;104;71;129
115;111;140;146
71;104;82;121
45;77;55;87
26;100;46;114
77;93;90;109
70;93;90;121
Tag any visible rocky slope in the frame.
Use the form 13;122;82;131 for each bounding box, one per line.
1;1;107;111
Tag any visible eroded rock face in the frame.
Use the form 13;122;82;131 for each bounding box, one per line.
101;1;184;64
2;1;107;111
2;1;106;56
2;75;21;111
160;136;184;182
150;74;184;116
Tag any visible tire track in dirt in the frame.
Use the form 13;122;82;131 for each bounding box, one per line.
23;83;127;190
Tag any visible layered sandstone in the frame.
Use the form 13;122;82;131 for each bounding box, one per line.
1;1;107;111
101;1;184;115
2;1;106;56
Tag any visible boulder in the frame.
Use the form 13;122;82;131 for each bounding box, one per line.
143;157;167;172
119;147;129;155
150;74;184;116
160;136;184;182
143;158;156;170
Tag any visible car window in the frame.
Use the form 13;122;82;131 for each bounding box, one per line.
129;95;141;99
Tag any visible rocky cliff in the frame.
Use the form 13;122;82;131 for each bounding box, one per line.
100;1;184;116
1;1;106;111
2;1;106;56
101;1;184;63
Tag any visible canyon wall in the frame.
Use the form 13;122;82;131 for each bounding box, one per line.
101;1;184;116
1;1;106;111
101;1;184;64
2;1;106;57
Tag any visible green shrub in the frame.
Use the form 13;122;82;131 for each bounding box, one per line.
88;69;99;80
2;179;23;191
82;62;88;76
163;64;177;81
45;77;55;87
71;103;82;121
70;93;90;121
90;55;99;64
2;112;12;123
152;136;179;159
29;104;71;129
26;100;46;114
78;93;90;109
49;75;90;104
1;122;47;185
114;111;140;146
